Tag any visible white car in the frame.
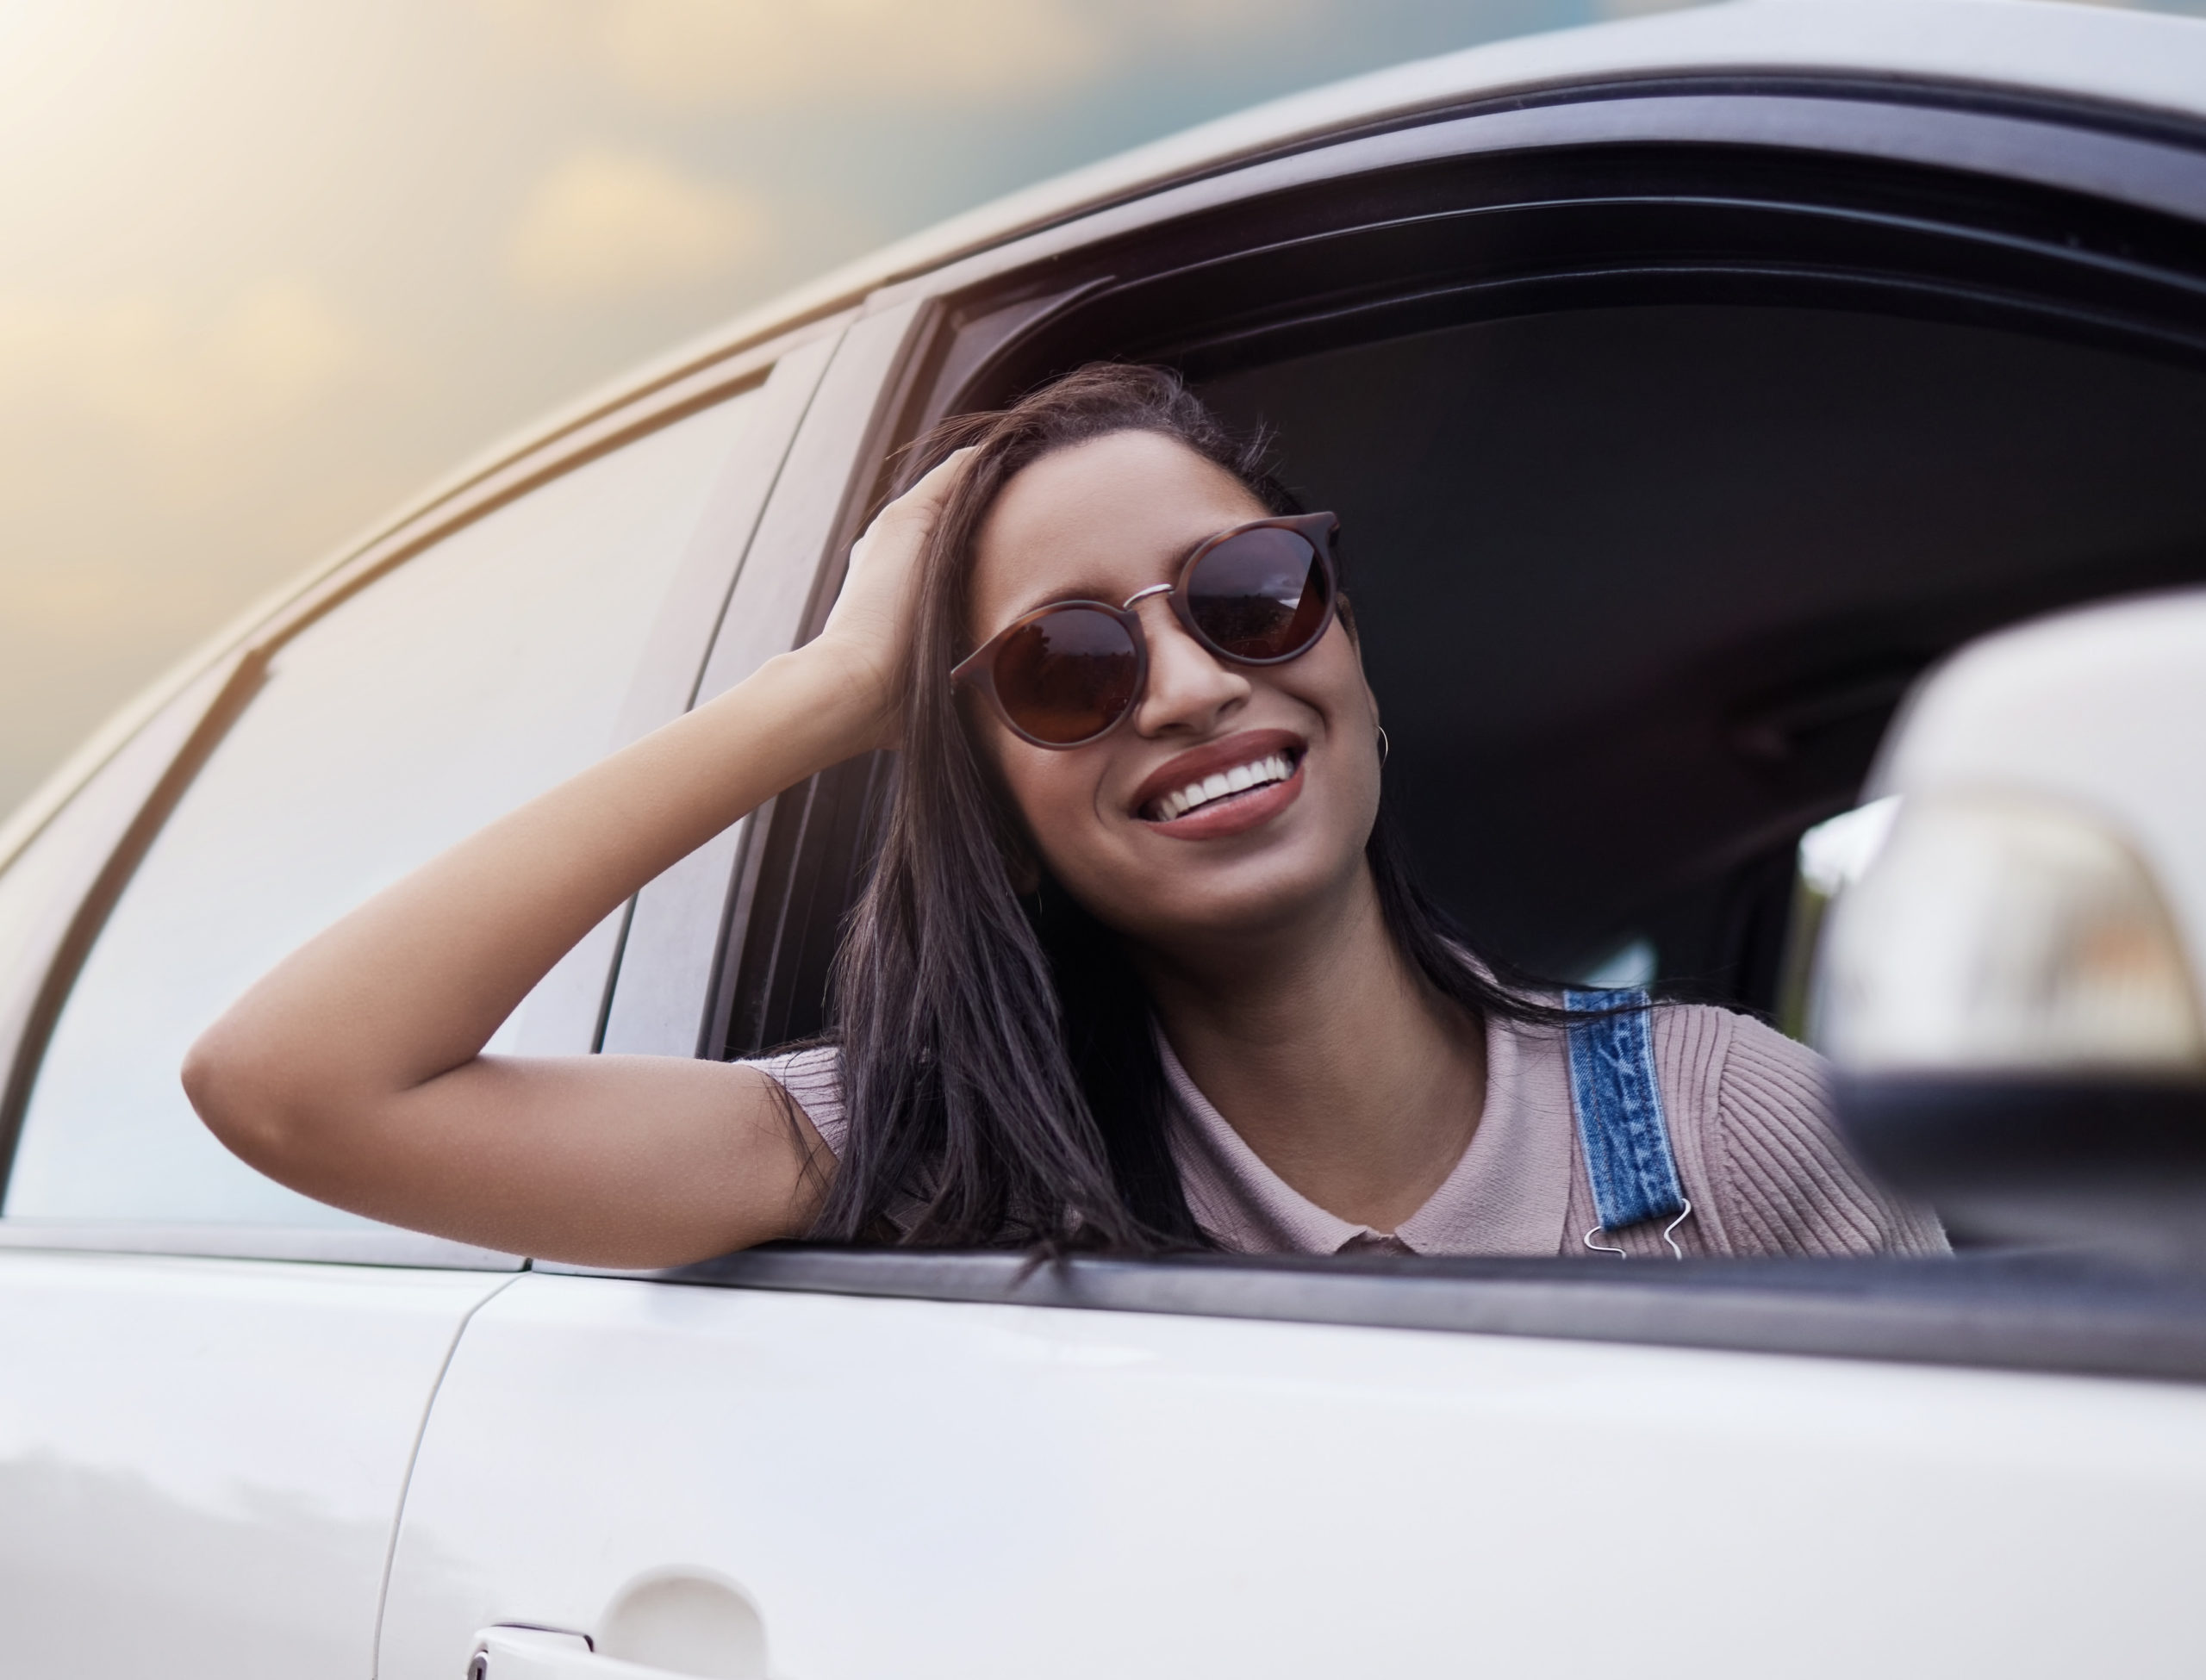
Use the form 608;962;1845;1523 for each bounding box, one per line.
4;3;2206;1677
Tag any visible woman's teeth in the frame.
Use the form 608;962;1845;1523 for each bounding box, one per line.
1151;752;1294;821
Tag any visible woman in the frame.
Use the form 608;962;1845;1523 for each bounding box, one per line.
184;364;1942;1266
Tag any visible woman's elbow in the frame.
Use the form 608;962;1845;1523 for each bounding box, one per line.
181;1017;311;1171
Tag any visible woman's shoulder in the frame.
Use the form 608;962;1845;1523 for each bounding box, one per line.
1647;999;1827;1096
736;1043;848;1154
1645;1001;1947;1257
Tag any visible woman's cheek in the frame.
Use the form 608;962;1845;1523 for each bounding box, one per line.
1000;749;1105;878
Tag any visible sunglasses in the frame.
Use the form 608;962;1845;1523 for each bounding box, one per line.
950;512;1341;749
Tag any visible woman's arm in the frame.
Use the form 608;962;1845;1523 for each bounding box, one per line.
181;451;968;1268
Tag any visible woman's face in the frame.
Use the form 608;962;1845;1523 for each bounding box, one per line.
966;429;1383;954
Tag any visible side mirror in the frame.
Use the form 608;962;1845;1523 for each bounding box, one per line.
1811;590;2206;1260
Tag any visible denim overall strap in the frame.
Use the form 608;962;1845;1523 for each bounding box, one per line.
1562;989;1688;1249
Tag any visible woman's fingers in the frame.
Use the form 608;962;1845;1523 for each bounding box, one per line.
844;446;975;587
814;446;977;744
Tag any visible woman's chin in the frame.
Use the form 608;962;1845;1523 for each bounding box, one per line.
1089;844;1360;952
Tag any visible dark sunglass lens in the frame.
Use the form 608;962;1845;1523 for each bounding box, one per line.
1186;528;1330;660
992;607;1140;744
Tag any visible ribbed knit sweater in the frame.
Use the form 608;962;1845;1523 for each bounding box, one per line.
745;1003;1947;1259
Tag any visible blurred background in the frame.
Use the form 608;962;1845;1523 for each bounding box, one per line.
3;0;2198;818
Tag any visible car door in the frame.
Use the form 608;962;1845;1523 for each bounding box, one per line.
0;332;832;1680
385;1256;2206;1680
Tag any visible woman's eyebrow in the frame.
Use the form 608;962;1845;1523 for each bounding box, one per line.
1003;576;1119;619
1000;534;1212;621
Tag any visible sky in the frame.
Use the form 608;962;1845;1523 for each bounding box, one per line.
0;0;2196;817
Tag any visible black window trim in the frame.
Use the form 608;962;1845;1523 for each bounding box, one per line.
539;1246;2206;1387
872;83;2206;323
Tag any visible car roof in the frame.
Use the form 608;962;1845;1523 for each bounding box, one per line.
633;0;2206;397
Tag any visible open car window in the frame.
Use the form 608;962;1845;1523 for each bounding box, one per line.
677;90;2206;1372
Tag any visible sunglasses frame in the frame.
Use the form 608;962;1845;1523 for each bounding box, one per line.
950;511;1341;750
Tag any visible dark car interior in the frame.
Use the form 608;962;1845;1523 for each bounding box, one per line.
1194;303;2206;996
717;133;2206;1058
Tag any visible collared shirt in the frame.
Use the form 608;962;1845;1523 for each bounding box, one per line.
743;1003;1946;1259
1157;1014;1574;1256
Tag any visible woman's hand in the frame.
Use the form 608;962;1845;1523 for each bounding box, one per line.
808;446;975;750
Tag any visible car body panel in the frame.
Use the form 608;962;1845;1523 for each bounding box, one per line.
383;1270;2206;1680
0;1254;511;1679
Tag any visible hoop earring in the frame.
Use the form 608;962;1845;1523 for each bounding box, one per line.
1377;726;1391;764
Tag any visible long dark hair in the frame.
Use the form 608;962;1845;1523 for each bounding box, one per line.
812;364;1574;1251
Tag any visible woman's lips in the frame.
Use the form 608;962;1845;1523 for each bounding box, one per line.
1137;750;1306;840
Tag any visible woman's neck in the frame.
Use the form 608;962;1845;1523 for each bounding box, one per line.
1132;868;1486;1234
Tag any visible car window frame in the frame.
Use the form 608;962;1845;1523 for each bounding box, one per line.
0;659;257;1171
599;301;930;1059
0;314;849;1266
714;78;2206;1061
576;78;2206;1382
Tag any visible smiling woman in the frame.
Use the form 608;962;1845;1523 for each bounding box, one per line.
180;361;1941;1266
746;366;1943;1257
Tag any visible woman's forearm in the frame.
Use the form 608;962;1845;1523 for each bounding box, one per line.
188;643;878;1117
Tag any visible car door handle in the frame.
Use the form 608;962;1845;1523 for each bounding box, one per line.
470;1626;720;1680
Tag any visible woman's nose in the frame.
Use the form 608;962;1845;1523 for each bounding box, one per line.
1132;597;1249;736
